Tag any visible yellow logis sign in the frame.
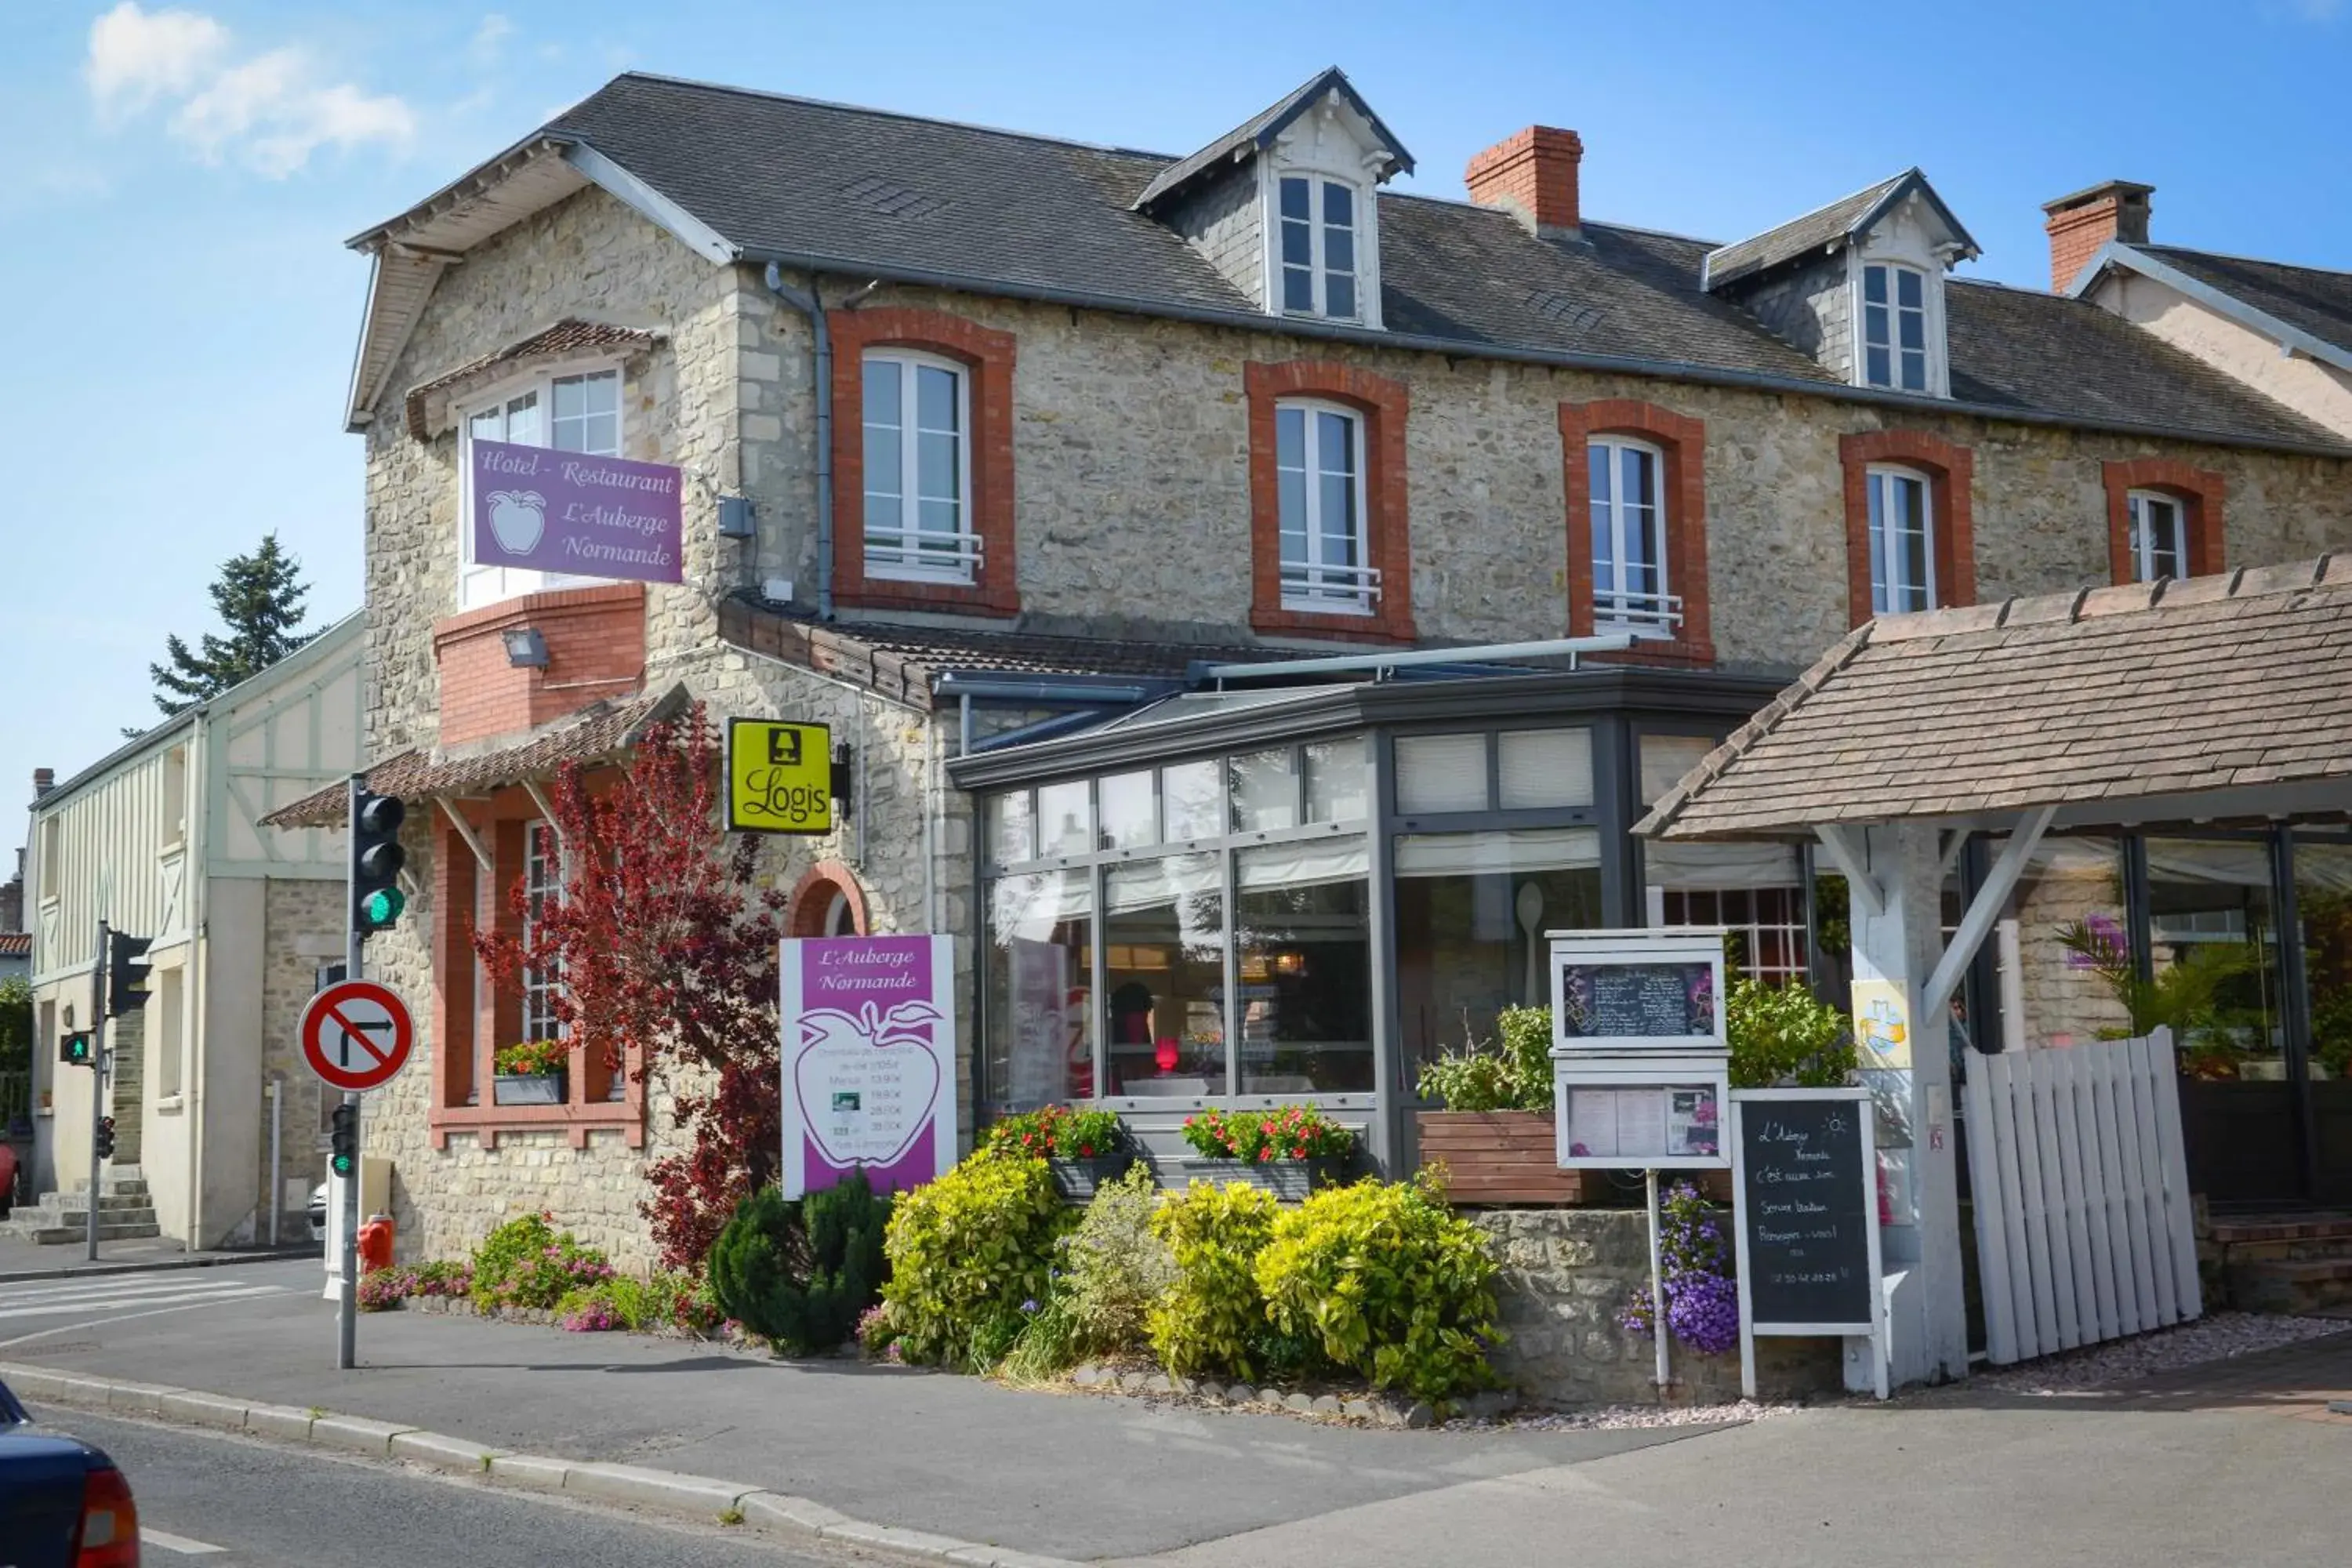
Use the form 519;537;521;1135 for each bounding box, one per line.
726;718;834;835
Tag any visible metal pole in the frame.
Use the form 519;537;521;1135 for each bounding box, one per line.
87;921;108;1263
337;773;364;1372
1646;1167;1670;1398
267;1076;282;1248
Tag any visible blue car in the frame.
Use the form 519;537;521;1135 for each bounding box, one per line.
0;1376;140;1566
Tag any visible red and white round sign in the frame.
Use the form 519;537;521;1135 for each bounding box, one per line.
300;979;414;1093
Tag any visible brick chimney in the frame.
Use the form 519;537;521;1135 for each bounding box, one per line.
1466;126;1583;237
2042;180;2154;293
31;768;53;800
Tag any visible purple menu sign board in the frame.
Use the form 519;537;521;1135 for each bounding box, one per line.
779;935;957;1199
470;437;684;585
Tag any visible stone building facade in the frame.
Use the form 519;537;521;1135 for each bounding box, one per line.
290;65;2352;1273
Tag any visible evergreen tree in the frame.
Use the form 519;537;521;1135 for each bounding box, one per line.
147;534;314;718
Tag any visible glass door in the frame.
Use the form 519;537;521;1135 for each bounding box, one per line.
2292;835;2352;1203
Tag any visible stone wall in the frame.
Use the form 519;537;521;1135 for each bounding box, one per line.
739;279;2352;672
1472;1207;1842;1406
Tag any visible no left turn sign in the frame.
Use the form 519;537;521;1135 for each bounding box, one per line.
301;979;415;1093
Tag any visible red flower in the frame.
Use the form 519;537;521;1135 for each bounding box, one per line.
1258;1148;1274;1162
1078;1145;1094;1158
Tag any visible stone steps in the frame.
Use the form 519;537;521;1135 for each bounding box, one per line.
2210;1213;2352;1314
0;1174;163;1243
2228;1258;2352;1316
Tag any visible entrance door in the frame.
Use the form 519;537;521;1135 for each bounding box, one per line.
2291;835;2352;1204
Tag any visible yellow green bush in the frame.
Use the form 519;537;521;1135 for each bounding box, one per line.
1254;1175;1501;1403
881;1150;1065;1370
1145;1181;1279;1381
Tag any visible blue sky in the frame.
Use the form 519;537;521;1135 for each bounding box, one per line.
3;0;2348;836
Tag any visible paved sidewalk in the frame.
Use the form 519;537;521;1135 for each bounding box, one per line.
0;1268;1706;1563
0;1233;316;1281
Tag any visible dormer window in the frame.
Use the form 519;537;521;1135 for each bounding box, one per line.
1862;263;1929;391
1278;175;1360;320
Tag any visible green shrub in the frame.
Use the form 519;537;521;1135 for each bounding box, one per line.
1146;1181;1279;1381
468;1212;614;1309
1004;1163;1174;1379
882;1151;1066;1370
1415;1005;1553;1112
1726;978;1857;1088
709;1174;892;1356
1255;1175;1501;1404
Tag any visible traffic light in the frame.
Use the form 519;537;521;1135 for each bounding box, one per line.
352;788;407;937
60;1031;93;1067
106;932;153;1017
93;1116;116;1162
329;1102;359;1179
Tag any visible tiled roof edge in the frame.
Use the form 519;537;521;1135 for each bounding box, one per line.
1634;620;1878;840
1867;554;2341;645
717;597;938;711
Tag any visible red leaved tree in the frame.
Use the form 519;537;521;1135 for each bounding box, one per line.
477;705;787;1270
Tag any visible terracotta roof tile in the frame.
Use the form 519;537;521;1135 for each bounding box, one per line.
405;319;662;440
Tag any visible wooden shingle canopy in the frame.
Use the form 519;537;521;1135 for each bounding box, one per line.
1637;555;2352;842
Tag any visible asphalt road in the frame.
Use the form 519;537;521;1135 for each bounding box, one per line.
42;1408;855;1568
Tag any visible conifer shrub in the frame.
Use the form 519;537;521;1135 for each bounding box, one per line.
709;1172;892;1356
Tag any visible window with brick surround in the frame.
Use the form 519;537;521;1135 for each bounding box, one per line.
1245;361;1414;643
431;793;644;1150
862;350;977;585
1587;437;1675;637
458;366;621;611
1839;430;1975;626
1276;400;1373;613
2102;458;2224;586
829;307;1019;617
1559;400;1713;664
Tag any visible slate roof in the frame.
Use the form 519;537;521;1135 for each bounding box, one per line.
1131;66;1413;210
262;686;688;828
1701;172;1910;289
1637;557;2352;841
717;594;1306;710
345;71;2352;455
2137;245;2352;358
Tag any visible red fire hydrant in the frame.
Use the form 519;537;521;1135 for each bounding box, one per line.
358;1212;396;1275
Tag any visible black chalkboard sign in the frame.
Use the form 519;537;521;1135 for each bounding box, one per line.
1559;962;1713;1040
1737;1096;1874;1329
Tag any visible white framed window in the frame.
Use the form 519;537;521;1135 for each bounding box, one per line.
1860;263;1930;393
458;365;621;609
1276;399;1375;613
521;822;564;1046
862;350;978;584
2128;489;2187;582
1276;174;1361;321
1588;437;1679;637
1867;465;1935;614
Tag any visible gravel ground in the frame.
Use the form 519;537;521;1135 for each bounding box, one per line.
1955;1309;2348;1396
1445;1398;1795;1432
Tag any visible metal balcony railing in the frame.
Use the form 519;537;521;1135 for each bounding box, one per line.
1279;559;1383;614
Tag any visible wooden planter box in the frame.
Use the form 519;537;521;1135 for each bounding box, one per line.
1049;1153;1139;1203
492;1073;566;1107
1175;1157;1345;1200
1417;1111;1585;1204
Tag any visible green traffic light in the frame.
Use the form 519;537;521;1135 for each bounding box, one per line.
361;887;405;927
331;1150;356;1178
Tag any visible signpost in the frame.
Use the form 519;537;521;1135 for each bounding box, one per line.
1548;929;1733;1397
726;718;837;836
1730;1087;1887;1400
778;935;956;1200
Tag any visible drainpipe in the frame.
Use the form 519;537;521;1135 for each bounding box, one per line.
761;264;833;621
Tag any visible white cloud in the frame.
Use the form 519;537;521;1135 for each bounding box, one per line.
470;13;516;65
85;2;228;119
83;3;413;178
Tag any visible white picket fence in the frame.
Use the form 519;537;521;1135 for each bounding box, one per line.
1962;1028;2202;1365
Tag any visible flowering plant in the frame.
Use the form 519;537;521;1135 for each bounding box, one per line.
1179;1105;1353;1163
1619;1180;1738;1356
356;1267;415;1312
494;1038;570;1077
985;1105;1126;1160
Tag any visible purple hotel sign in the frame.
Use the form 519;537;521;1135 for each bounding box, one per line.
779;936;957;1199
470;437;684;585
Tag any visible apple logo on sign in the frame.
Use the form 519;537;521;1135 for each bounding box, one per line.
485;490;547;556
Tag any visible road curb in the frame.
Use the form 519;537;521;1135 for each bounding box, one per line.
0;1359;1089;1568
0;1247;318;1285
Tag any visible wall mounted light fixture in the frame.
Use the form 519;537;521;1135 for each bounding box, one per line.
501;627;549;669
